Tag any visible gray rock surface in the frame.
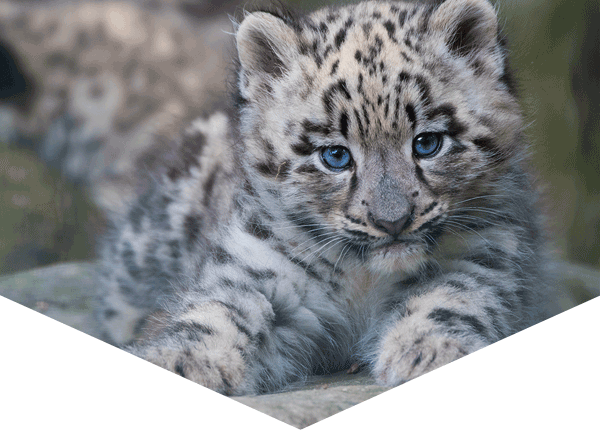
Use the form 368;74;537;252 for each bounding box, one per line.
0;262;100;338
235;371;389;428
1;260;598;428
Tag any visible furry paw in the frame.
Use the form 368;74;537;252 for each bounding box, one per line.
126;301;261;395
128;341;253;395
373;330;471;386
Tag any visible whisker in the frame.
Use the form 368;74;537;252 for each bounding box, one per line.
288;232;340;258
302;237;345;265
450;194;507;206
333;241;351;273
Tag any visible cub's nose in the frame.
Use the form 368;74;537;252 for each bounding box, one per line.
369;212;413;237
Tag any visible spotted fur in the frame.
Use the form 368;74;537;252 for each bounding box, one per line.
98;0;550;395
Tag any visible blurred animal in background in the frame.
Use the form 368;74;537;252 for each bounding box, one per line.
0;0;238;212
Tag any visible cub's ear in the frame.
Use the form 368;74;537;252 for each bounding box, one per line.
236;12;299;79
430;0;499;60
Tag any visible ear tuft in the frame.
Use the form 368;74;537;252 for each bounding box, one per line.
431;0;499;59
236;12;298;78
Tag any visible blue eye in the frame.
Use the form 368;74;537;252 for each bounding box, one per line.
321;146;353;171
413;133;443;158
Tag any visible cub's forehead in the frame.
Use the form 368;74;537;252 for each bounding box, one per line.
298;0;443;93
307;0;426;23
292;2;444;141
305;0;432;41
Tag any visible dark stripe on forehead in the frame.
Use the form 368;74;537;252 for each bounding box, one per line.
383;20;398;43
397;10;408;27
428;104;467;137
355;49;362;63
398;71;410;84
340;111;350;139
394;98;401;123
322;79;352;116
292;134;315;156
313;51;323;69
331;59;339;75
362;104;371;129
334;28;347;48
303;119;332;135
414;74;432;107
384;96;390;118
406;103;417;130
417;3;436;33
362;22;372;37
354;108;365;138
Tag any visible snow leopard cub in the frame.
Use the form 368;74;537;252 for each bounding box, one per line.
98;0;549;395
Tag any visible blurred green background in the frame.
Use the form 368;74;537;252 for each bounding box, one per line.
0;0;598;275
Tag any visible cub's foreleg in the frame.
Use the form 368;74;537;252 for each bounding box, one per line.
371;270;533;386
126;283;330;395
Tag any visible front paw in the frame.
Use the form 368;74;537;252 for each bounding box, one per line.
127;341;252;396
373;331;471;386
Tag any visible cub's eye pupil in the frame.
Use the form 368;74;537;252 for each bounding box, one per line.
413;133;443;158
321;146;352;171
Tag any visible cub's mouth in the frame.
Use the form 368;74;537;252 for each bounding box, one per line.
366;237;430;274
369;236;425;255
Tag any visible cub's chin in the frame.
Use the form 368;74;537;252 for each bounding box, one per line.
366;241;429;275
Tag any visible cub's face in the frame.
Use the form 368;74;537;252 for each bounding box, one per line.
236;0;523;272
